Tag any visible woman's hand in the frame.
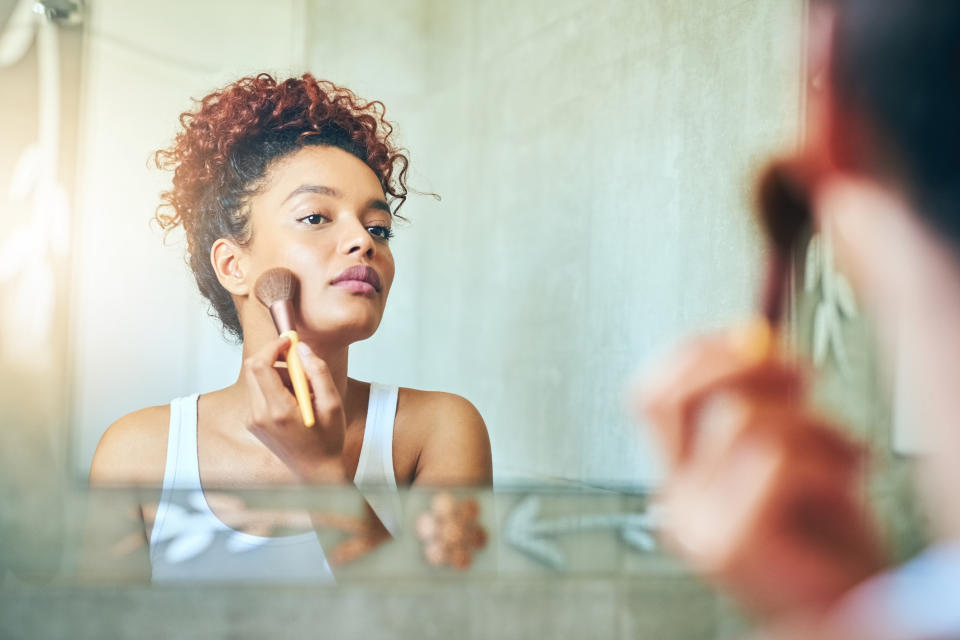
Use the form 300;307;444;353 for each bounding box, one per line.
636;330;887;622
243;335;347;483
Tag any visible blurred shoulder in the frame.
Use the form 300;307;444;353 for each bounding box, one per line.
88;404;170;487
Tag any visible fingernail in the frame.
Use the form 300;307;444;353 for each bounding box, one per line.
296;342;311;359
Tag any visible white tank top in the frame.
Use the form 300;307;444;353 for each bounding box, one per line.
149;383;402;583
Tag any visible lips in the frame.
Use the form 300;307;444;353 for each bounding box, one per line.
330;265;382;293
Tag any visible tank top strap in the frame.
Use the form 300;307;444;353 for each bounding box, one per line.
353;382;402;536
353;383;399;489
163;393;202;490
151;393;200;564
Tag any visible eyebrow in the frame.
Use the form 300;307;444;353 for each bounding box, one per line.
282;184;392;215
367;198;392;214
282;184;342;204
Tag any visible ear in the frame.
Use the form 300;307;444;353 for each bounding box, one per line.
211;238;249;296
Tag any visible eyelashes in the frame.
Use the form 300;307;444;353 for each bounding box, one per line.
297;213;394;241
300;213;327;225
367;225;395;241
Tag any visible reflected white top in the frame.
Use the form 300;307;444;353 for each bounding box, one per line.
149;383;401;583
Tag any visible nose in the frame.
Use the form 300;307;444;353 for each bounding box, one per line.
338;217;375;259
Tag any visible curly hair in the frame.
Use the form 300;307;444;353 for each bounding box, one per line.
154;73;410;342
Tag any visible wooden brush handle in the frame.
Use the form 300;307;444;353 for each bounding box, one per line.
281;330;316;428
731;317;776;363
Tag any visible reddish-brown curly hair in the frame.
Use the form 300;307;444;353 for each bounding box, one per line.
154;73;410;341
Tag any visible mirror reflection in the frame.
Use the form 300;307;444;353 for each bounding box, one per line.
6;2;951;639
63;0;802;491
1;0;815;597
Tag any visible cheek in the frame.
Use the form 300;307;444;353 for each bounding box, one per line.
819;211;864;291
259;244;334;307
812;181;866;291
279;238;332;273
814;178;906;306
248;228;309;273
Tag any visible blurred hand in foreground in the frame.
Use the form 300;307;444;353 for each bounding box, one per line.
635;329;887;623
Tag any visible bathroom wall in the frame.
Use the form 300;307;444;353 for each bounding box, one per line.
68;0;307;476
66;0;807;489
311;0;806;487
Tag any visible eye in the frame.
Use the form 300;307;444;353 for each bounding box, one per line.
298;212;329;225
367;225;394;241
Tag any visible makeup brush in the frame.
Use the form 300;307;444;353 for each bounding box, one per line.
743;160;814;358
757;160;812;322
753;160;884;572
253;267;316;428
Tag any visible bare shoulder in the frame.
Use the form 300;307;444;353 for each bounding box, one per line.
399;388;484;423
89;404;170;487
395;388;492;486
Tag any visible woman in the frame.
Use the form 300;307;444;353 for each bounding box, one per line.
638;1;960;638
88;73;492;581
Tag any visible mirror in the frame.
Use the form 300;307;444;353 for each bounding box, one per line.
2;6;934;639
49;0;805;489
12;1;934;636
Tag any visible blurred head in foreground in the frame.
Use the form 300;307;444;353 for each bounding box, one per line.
638;2;960;636
812;0;960;534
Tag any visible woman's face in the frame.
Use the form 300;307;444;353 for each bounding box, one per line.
242;144;395;343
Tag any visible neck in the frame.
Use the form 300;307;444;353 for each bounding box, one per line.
821;178;960;539
875;220;960;540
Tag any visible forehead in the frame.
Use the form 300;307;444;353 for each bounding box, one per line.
260;145;386;203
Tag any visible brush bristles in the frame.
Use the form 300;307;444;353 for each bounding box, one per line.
254;267;299;307
756;160;812;255
755;159;814;326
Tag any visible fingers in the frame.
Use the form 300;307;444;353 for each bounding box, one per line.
296;343;338;416
637;330;809;469
328;534;382;567
659;416;877;613
327;511;391;567
656;393;880;601
690;394;797;480
636;327;884;616
244;334;299;427
296;342;346;451
640;332;806;410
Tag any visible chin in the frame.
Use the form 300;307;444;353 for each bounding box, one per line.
300;312;381;344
